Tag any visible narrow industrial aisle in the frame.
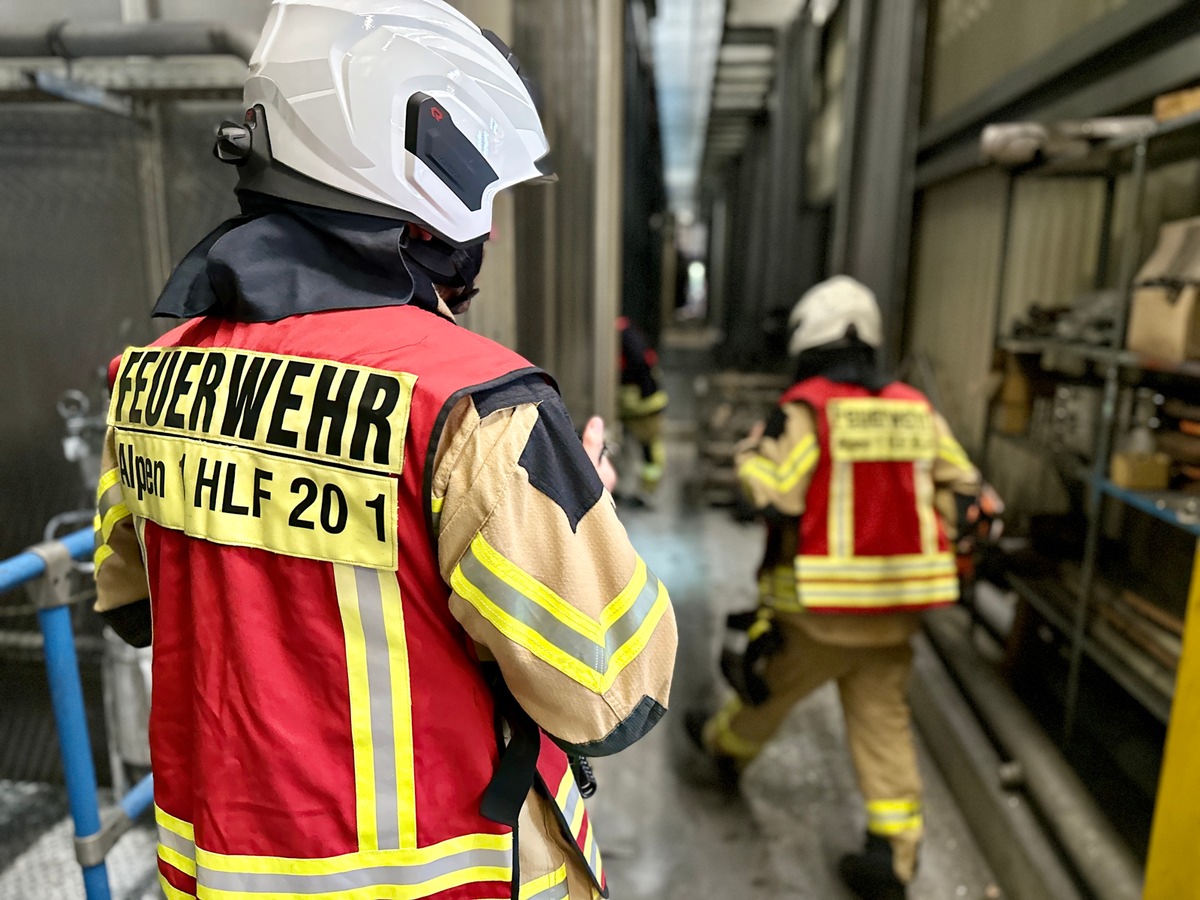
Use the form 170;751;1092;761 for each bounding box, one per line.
0;429;999;900
590;437;1000;899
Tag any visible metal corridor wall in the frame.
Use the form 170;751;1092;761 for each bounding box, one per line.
0;100;241;558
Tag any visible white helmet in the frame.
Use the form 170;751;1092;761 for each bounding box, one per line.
788;276;883;356
216;0;555;246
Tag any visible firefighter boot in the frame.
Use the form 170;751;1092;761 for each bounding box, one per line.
839;834;907;900
683;709;741;793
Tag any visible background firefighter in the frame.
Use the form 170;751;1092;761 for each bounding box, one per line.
691;276;979;900
91;4;677;899
617;317;669;498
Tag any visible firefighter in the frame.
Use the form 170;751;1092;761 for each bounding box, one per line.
617;317;669;498
692;276;979;900
91;4;677;899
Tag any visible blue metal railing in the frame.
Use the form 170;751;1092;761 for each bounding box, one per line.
1;527;154;900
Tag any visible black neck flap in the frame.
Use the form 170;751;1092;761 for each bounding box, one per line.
153;194;482;323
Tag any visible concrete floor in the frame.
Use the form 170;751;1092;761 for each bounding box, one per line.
0;439;999;900
592;441;1000;899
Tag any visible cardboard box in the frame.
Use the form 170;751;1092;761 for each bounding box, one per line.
1126;217;1200;363
1110;452;1170;491
1155;85;1200;123
1127;285;1200;363
993;401;1030;436
998;355;1030;404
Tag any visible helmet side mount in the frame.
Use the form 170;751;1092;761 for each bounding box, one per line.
404;92;499;213
211;105;491;248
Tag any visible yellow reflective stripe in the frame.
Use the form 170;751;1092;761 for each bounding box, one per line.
867;799;923;836
100;502;132;544
193;832;511;876
710;698;760;761
798;576;959;597
160;843;197;878
938;436;972;472
868;799;921;815
582;823;598;879
379;570;418;848
430;495;444;535
96;467;122;503
193;864;513;900
914;460;939;557
159;875;194;900
157;805;196;841
94;541;114;573
797;580;960;609
869;814;924;836
620;387;669;417
796;553;957;574
336;566;416;851
829;461;854;558
334;565;379;852
520;865;568;900
738;435;819;494
451;539;669;693
472;534;605;640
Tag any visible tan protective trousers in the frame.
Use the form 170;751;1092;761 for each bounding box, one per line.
705;619;924;882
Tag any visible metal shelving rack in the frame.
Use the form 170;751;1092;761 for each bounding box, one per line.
988;111;1200;743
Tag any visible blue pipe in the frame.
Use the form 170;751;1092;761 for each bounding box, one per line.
0;527;94;594
121;773;155;821
38;602;111;900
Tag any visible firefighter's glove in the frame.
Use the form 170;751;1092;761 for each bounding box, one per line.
720;609;784;707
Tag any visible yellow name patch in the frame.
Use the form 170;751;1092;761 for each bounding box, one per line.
109;347;415;474
113;431;398;570
828;399;935;462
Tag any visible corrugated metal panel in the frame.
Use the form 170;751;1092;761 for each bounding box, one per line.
907;169;1008;452
0;107;152;556
0;0;120;26
926;0;1130;123
157;0;270;29
1107;159;1200;287
512;0;601;423
998;178;1106;333
0;101;242;560
161;102;243;262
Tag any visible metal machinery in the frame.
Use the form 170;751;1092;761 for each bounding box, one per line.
0;530;154;900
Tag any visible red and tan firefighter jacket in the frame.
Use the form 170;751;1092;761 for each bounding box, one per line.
735;376;979;647
94;303;677;900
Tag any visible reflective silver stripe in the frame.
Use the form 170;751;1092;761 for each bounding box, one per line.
157;825;196;863
526;877;570;900
98;483;125;520
197;847;511;894
587;828;603;882
355;566;401;851
559;778;582;833
458;550;662;676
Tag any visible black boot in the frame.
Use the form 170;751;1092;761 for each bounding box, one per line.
683;709;741;793
839;834;907;900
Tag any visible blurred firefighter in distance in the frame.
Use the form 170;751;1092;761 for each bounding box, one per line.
618;316;669;501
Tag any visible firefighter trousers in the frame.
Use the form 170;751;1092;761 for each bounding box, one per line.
704;619;923;882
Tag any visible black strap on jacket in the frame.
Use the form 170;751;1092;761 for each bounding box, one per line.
480;666;542;828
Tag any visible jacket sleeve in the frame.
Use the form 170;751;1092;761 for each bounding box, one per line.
93;427;153;648
433;377;677;757
932;413;982;539
734;402;820;518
